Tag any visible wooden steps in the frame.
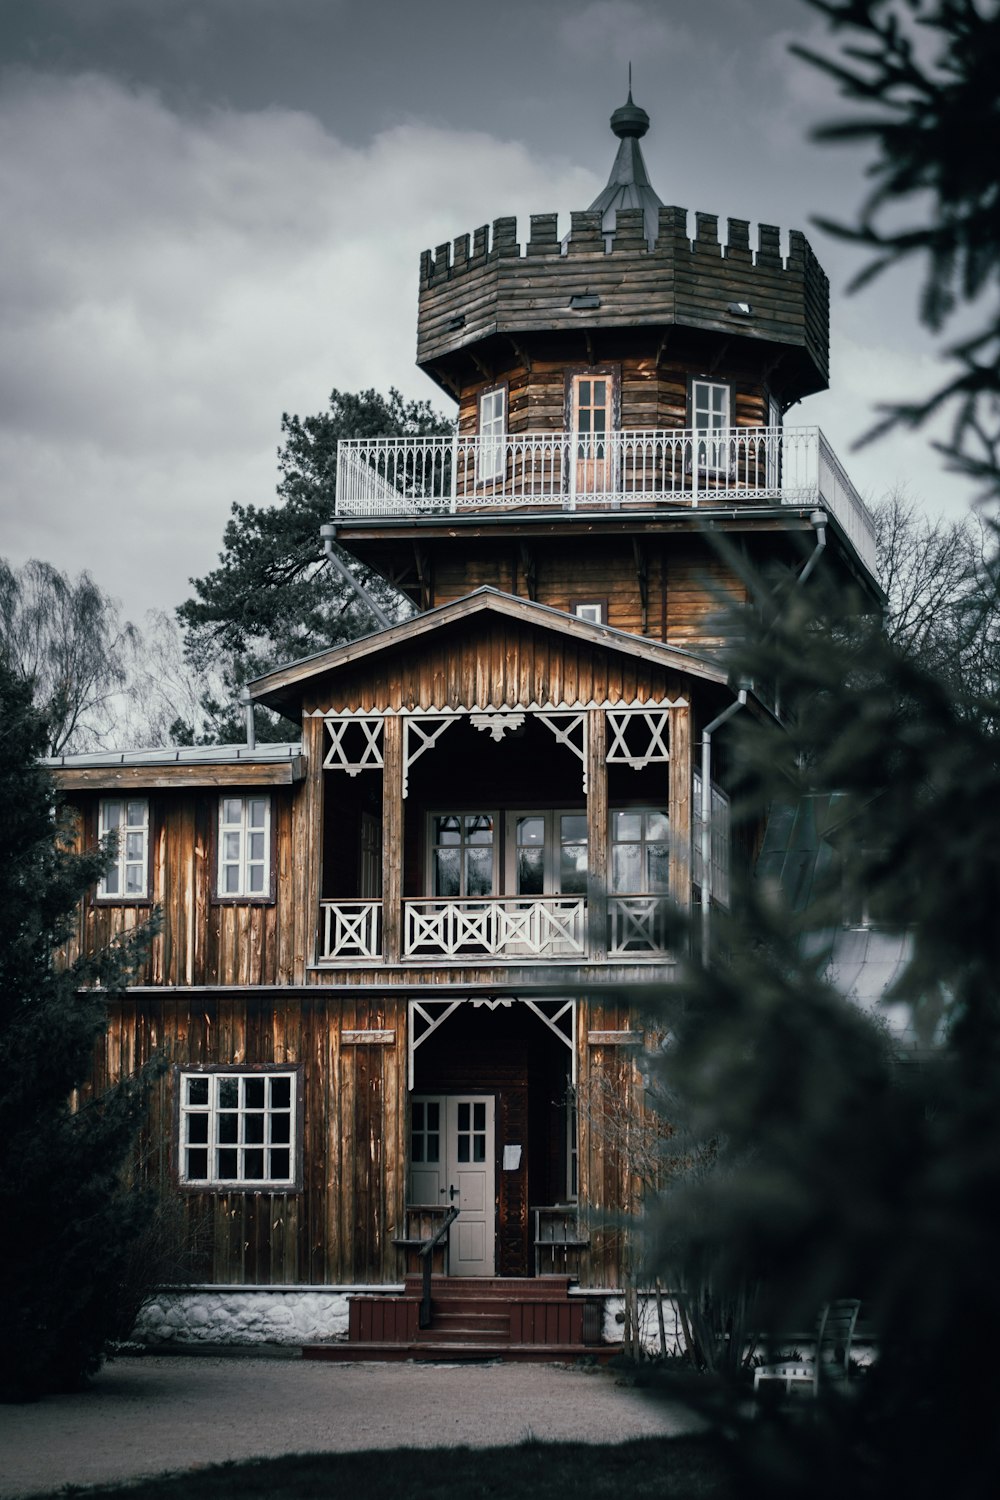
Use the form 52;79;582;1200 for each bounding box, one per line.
302;1275;613;1364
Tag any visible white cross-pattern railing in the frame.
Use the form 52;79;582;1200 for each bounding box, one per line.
607;896;672;956
319;901;382;961
404;898;587;959
335;426;877;578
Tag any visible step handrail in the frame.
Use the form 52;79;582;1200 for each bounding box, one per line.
418;1206;460;1329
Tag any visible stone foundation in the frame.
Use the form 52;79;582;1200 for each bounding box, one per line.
133;1287;374;1346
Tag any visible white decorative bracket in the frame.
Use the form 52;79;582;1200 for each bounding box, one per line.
323;715;384;775
606;708;671;769
536;712;588;793
408;996;577;1088
402;715;456;798
470;711;526;742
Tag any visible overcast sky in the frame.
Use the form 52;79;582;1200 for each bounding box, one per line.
0;0;973;628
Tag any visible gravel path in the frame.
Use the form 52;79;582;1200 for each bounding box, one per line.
0;1354;698;1498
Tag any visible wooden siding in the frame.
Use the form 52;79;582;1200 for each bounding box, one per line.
98;990;650;1288
300;612;696;715
68;788;299;988
455;351;771;439
418;208;829;399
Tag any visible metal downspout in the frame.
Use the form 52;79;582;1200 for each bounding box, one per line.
319;523;394;631
241;690;255;750
700;689;748;966
797;509;827;587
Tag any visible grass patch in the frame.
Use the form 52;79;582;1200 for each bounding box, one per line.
38;1436;734;1500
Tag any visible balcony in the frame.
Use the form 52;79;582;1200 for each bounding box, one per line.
317;897;673;964
336;425;877;578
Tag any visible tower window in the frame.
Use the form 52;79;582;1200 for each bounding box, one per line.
477;387;506;482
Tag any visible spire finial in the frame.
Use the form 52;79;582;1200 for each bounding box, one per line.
610;75;649;140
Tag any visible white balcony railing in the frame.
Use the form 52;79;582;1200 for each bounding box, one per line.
319;900;381;961
404;897;587;959
336;426;877;578
317;897;676;962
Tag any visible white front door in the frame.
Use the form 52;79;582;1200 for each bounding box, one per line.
410;1094;496;1276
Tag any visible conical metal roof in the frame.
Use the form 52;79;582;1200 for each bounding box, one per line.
588;90;664;245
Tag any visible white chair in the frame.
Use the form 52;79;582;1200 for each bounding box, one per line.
753;1299;861;1396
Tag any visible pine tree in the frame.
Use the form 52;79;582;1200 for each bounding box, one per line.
0;662;160;1400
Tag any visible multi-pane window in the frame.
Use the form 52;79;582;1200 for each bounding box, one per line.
511;811;588;895
218;796;270;897
410;1099;441;1164
572;376;610;457
431;813;495;898
97;798;149;899
478;388;506;481
179;1071;297;1187
691;379;730;474
611;809;670;894
455;1100;488;1163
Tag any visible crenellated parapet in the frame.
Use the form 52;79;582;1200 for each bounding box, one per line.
417;205;829;399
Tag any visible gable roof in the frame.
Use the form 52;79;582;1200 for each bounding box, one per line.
249;587;731;717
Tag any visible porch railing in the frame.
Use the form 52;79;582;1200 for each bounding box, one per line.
608;896;672;956
319;900;382;961
335;425;877;578
404;897;587;959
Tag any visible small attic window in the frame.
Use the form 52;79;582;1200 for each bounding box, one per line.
447;314;466;330
570;293;601;310
727;302;753;317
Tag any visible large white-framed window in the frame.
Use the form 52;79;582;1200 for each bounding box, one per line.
97;797;149;900
178;1068;298;1189
506;810;588;896
610;808;670;894
691;379;731;476
217;795;271;899
429;812;497;898
477;387;506;482
766;393;782;488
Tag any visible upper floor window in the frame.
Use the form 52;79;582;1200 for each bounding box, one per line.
692;773;731;908
611;808;670;894
178;1069;298;1189
97;797;149;900
217;795;271;899
691;380;731;476
507;811;588;896
571;599;606;625
431;813;495;898
477;387;506;482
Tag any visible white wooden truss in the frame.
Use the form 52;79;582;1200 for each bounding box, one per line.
606;708;671;769
322;716;384;775
408;996;577;1089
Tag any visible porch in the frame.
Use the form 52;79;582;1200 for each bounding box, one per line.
335;425;877;577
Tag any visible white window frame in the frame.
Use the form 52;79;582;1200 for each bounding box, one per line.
97;797;149;900
477;387;506;482
692;773;731;908
610;807;671;895
505;809;589;897
217;795;272;899
427;810;498;898
691;379;731;476
571;600;606;625
766;393;782;488
178;1069;298;1189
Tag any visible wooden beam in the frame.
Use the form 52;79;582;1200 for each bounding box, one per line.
381;715;404;964
668;704;692;917
506;335;532;372
52;759;306;791
297;716;325;979
587;709;608;962
632;537;649;636
519;542;537;602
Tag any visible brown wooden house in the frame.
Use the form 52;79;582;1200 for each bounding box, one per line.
50;95;881;1354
